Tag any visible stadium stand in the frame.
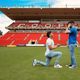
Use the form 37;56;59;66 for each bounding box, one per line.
7;22;66;30
7;21;80;30
59;33;68;45
0;8;80;46
77;32;80;44
1;31;80;46
0;20;80;46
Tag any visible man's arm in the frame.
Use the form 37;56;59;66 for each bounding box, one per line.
65;24;71;34
48;44;60;50
65;29;70;34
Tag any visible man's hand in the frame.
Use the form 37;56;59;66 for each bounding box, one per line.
68;24;71;28
57;44;61;47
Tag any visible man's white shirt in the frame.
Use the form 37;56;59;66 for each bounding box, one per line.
45;38;54;56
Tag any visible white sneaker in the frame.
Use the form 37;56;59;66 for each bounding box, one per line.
54;64;62;68
69;65;76;69
32;59;37;66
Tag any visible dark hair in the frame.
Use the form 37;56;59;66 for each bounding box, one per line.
68;21;74;24
47;31;51;38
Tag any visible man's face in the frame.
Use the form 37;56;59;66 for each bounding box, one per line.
50;33;53;38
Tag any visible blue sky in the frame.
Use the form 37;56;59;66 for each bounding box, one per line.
0;0;80;8
0;0;55;7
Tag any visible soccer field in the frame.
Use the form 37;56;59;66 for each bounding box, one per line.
0;47;80;80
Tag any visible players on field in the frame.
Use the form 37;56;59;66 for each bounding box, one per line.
32;31;62;68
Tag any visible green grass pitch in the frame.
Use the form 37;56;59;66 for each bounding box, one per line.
0;47;80;80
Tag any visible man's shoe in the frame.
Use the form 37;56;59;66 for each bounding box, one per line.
32;59;37;66
69;65;76;69
54;64;62;68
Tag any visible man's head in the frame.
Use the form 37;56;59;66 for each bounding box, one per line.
67;21;75;28
47;31;53;38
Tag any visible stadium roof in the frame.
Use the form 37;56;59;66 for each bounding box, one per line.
0;8;80;20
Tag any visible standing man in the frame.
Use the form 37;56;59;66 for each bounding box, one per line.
32;31;62;68
65;21;78;68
